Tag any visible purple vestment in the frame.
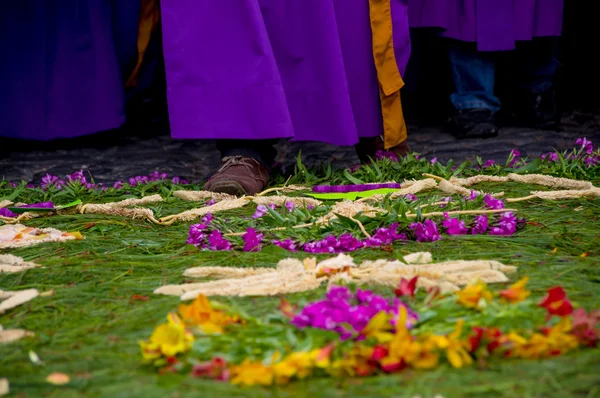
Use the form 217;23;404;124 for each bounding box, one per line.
1;0;411;144
161;0;411;145
0;1;132;140
408;0;564;51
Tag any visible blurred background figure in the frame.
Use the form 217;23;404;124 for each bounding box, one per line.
407;0;564;138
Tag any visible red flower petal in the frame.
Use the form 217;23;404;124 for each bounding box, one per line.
538;286;566;308
381;361;405;373
549;299;573;317
371;345;389;361
394;276;418;298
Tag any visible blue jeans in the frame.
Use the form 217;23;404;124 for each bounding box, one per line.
448;40;559;113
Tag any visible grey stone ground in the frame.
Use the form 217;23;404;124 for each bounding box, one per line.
1;111;599;184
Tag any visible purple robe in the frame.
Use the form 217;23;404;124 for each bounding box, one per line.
161;0;411;145
0;1;130;140
408;0;564;51
2;1;411;143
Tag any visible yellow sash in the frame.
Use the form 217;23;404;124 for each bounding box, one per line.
368;0;408;149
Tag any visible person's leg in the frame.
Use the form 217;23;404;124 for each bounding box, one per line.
355;136;410;163
216;139;277;168
516;39;560;129
447;40;500;138
160;0;295;195
204;139;277;196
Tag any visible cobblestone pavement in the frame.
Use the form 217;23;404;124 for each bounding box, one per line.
1;111;599;184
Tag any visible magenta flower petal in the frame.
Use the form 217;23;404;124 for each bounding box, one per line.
272;239;298;251
242;228;263;252
482;159;495;169
442;215;468;235
251;205;269;219
207;230;232;250
576;137;594;154
489;212;517;236
291;286;418;340
410;220;442;242
483;194;505;210
471;214;489;235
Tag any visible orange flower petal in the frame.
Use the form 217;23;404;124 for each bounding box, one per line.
46;372;70;385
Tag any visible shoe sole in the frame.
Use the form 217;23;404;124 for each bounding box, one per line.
452;123;499;140
204;181;248;196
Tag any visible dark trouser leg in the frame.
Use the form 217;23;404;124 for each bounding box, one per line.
516;38;560;128
448;41;500;113
517;39;559;94
216;139;278;169
355;136;410;164
446;41;499;138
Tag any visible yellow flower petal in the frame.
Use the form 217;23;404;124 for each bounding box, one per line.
361;311;394;343
178;294;239;333
446;349;464;368
456;281;493;310
230;359;274;386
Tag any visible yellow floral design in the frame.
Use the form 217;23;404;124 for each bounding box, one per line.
507;317;579;359
140;313;194;362
230;359;274;386
499;277;531;303
456;281;493;310
178;294;240;334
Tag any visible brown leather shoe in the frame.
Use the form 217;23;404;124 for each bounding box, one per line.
204;156;269;196
355;136;410;164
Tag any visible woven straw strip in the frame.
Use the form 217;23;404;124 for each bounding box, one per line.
450;175;510;186
81;194;163;212
78;195;164;223
173;190;236;202
316;200;383;224
0;289;39;315
389;178;438;199
158;197;250;225
449;173;593;190
155;253;515;298
179;272;321;299
531;188;600;200
183;266;274;279
507;173;593;190
437;179;473;196
507;187;600;202
0;325;34;344
256;185;308;196
80;206;160;224
0;254;39;273
444;269;509;285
